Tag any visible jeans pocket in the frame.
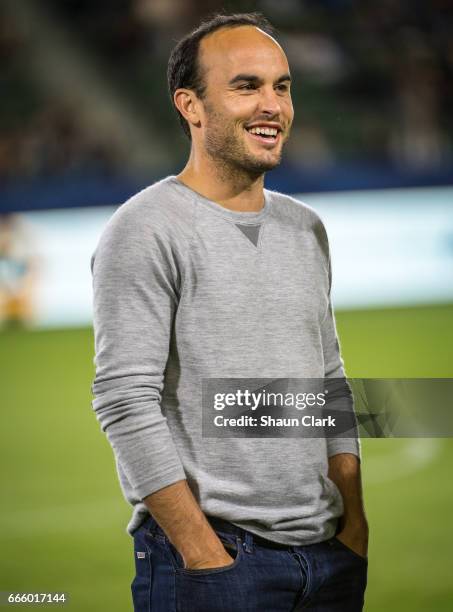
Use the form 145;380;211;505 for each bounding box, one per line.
174;535;247;612
175;534;244;576
331;536;368;564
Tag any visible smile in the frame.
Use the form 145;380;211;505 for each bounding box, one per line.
245;125;282;148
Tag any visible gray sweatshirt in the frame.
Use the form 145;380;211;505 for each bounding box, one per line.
91;176;360;545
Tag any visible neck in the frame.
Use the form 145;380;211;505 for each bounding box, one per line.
176;148;266;213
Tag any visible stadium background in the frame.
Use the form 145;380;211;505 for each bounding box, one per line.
1;1;452;610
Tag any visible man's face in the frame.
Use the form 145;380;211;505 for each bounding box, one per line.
195;26;294;175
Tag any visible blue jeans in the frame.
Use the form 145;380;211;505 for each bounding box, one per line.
131;514;368;611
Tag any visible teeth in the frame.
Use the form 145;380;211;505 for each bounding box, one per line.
248;126;278;136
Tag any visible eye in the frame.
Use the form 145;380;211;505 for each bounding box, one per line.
238;83;256;90
276;83;289;93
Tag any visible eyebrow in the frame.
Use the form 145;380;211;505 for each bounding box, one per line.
228;73;292;86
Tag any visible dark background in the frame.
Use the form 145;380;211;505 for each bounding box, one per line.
1;0;452;211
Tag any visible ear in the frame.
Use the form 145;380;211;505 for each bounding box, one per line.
174;88;202;130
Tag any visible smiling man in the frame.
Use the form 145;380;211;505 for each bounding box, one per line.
91;13;369;612
172;18;292;207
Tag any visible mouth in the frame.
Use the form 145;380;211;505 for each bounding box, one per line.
244;124;282;148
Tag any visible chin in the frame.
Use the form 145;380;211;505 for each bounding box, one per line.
249;155;282;173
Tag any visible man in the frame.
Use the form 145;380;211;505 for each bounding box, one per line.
91;12;369;612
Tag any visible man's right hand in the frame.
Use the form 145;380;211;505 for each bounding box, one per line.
143;480;238;572
184;549;235;571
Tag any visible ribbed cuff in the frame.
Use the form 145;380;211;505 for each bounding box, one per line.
134;467;187;501
327;437;362;463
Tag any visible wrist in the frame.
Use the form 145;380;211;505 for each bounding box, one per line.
339;514;368;533
182;543;231;569
178;529;226;567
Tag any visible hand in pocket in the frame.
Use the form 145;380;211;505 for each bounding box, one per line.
184;538;237;571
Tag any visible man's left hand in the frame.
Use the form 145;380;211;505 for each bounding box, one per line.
335;521;369;559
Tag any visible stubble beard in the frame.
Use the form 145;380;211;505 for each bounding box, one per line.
203;108;285;183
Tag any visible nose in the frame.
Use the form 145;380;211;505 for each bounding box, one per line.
258;85;282;117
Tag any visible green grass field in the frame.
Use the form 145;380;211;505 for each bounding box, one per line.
1;303;453;611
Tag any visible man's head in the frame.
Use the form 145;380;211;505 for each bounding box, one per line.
167;13;294;177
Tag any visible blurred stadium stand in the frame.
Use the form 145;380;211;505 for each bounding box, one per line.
1;0;452;212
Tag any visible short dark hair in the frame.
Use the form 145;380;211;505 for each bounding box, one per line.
167;12;276;140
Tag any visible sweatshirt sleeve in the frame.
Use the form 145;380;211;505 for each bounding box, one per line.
320;230;362;462
90;202;187;500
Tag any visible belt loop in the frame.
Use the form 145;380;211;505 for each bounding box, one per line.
242;530;254;554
